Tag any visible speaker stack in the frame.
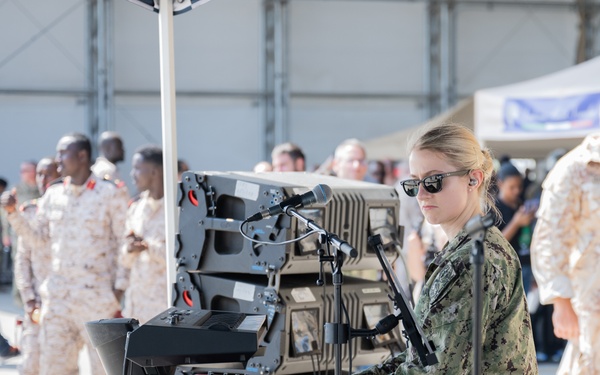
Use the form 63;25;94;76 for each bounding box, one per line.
172;171;405;374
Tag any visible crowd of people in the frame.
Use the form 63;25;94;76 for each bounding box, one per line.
0;125;597;374
0;132;170;374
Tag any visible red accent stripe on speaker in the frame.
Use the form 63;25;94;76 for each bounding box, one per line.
183;290;194;307
188;190;198;206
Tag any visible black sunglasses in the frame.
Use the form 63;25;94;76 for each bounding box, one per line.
400;170;470;197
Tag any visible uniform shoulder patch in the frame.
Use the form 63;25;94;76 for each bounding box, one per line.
102;177;126;188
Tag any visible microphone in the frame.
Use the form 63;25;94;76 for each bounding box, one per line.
246;184;333;222
465;212;494;236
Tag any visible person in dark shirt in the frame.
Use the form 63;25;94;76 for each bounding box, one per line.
493;161;536;293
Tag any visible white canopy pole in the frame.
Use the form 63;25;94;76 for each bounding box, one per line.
158;0;178;306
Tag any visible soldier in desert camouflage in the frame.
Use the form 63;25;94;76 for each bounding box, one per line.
531;133;600;375
91;131;125;182
13;157;60;375
116;145;168;324
357;124;537;374
1;133;129;375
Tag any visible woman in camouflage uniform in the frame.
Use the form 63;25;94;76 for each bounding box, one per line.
357;124;537;374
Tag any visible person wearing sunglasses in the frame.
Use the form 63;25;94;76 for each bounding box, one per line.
357;123;536;374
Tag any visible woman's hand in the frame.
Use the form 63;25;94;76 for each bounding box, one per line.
513;206;535;227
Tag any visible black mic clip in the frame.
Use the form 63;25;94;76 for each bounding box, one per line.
245;184;333;223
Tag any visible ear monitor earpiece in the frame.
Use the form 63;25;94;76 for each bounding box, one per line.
469;179;478;186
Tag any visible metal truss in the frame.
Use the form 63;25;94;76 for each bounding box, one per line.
0;0;597;154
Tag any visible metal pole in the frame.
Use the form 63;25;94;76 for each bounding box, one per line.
273;0;284;145
333;266;343;375
105;0;115;129
87;0;99;150
426;0;441;118
158;0;178;306
97;0;107;133
264;0;276;159
439;1;449;112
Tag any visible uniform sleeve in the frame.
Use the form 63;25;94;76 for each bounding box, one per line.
115;234;132;291
0;209;9;240
14;236;36;304
530;163;580;304
118;199;138;271
6;198;49;246
354;352;408;375
145;233;167;265
358;259;477;374
109;186;130;290
114;262;130;292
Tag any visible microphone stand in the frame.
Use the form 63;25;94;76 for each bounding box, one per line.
367;235;438;368
464;213;494;375
285;207;357;375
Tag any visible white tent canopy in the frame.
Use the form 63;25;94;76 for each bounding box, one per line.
474;56;600;159
365;58;600;162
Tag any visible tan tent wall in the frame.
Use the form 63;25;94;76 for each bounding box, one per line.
364;95;583;161
363;98;474;161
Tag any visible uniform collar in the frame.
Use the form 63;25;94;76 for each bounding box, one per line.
431;228;469;266
64;174;97;196
141;190;164;212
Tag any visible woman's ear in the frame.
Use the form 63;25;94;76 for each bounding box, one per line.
469;170;484;188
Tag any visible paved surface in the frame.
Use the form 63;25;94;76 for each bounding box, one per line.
0;284;560;375
0;284;91;375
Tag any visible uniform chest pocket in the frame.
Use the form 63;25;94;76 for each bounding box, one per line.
428;262;460;307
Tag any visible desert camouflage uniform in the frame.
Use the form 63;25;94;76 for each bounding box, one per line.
14;199;50;375
1;182;40;303
357;226;537;374
8;174;128;375
531;133;600;375
116;191;168;324
91;156;121;181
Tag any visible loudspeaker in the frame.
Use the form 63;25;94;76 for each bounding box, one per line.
171;272;403;375
176;171;402;275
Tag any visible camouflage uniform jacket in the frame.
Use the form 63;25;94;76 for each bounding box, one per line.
116;191;168;323
531;133;600;305
530;134;600;374
14;199;51;305
357;226;537;374
8;174;129;299
91;156;120;182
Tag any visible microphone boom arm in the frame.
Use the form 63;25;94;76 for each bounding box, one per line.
286;207;357;258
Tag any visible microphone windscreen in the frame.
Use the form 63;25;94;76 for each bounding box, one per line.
312;184;333;205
